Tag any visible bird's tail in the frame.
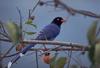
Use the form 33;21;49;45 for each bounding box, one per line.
7;43;36;68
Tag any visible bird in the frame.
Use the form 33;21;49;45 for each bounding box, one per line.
8;17;65;68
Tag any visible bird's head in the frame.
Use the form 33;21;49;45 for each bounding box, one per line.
52;17;65;27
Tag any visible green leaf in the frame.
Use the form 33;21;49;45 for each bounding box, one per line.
70;64;79;68
5;21;20;43
25;19;37;28
56;57;67;68
24;31;36;35
0;24;1;28
25;19;33;24
87;20;98;45
95;42;100;64
88;45;95;64
29;23;37;28
50;54;58;68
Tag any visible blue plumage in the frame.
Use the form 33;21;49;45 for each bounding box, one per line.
9;17;64;64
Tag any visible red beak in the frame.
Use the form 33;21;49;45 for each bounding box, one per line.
61;19;66;23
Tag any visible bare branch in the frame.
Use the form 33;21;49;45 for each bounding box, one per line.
23;40;88;48
0;38;11;42
0;39;88;49
45;0;100;18
30;47;88;51
35;50;39;68
0;21;9;36
0;21;12;40
96;26;100;37
2;47;88;59
3;52;20;58
0;43;19;61
30;0;40;15
0;32;9;39
0;39;89;61
67;50;72;68
16;7;23;40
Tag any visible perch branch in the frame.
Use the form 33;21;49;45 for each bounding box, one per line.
0;39;89;60
0;39;88;49
23;40;88;48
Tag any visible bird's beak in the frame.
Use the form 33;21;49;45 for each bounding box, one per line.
61;19;66;23
62;17;68;23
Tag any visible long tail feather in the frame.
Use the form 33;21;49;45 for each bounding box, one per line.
7;43;36;68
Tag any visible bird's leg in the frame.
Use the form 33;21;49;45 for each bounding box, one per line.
42;34;48;51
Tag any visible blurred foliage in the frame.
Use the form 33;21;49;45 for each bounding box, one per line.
87;20;98;45
0;23;1;28
50;57;67;68
49;53;58;68
25;18;37;29
5;21;21;43
24;17;37;36
87;20;100;67
70;64;79;68
56;57;67;68
23;31;36;35
95;42;100;64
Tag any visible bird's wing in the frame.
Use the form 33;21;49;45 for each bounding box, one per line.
36;24;60;40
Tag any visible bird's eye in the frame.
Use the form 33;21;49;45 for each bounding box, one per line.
57;18;59;21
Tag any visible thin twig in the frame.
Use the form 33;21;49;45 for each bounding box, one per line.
0;21;10;40
0;21;8;35
0;32;9;39
96;26;100;37
35;50;39;68
30;0;40;15
67;44;73;68
0;21;11;41
16;7;23;40
30;47;88;51
1;47;88;59
64;51;82;66
3;52;20;58
0;43;19;61
0;38;11;42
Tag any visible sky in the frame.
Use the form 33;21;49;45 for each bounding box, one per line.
0;0;100;68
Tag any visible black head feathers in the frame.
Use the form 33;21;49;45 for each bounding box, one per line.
52;17;64;27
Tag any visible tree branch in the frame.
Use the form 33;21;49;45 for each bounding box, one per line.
0;39;88;49
30;0;40;15
0;21;11;40
0;38;11;42
0;32;9;39
44;0;100;18
0;39;89;60
0;21;7;34
2;47;88;59
23;40;88;48
16;7;23;40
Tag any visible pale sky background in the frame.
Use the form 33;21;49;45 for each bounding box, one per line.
0;0;100;68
